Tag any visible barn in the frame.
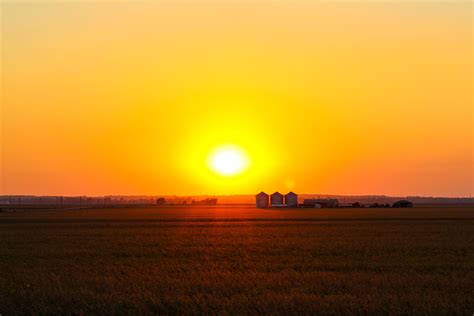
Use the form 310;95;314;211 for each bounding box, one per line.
303;199;339;208
285;192;298;208
255;192;269;208
270;192;284;206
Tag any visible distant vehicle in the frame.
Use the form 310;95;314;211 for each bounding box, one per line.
392;200;413;208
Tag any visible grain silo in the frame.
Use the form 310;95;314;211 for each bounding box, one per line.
255;192;269;208
270;192;284;206
285;192;298;208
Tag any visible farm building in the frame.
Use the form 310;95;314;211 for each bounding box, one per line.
303;199;339;208
270;192;284;206
285;192;298;207
255;192;269;208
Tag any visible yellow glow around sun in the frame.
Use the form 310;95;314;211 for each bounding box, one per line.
208;145;249;176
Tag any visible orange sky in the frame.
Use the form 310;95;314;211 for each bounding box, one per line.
1;1;472;197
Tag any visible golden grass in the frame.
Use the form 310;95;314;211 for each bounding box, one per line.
0;206;473;314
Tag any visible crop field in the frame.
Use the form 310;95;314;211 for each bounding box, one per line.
0;206;473;314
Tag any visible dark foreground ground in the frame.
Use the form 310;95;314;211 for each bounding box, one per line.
0;206;473;315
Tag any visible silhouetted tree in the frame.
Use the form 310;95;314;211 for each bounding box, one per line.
156;197;166;205
392;200;413;208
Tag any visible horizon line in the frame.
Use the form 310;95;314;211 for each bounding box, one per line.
1;193;473;199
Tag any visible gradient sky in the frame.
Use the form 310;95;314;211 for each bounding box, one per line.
1;1;472;196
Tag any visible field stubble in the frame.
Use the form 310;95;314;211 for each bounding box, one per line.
0;206;473;314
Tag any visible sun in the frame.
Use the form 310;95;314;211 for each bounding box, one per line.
208;145;249;176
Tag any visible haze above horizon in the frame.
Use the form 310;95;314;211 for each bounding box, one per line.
1;1;472;197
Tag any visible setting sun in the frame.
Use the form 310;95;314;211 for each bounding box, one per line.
208;145;249;177
2;1;471;198
0;2;472;314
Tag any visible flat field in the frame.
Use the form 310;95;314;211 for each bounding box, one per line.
0;206;473;314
